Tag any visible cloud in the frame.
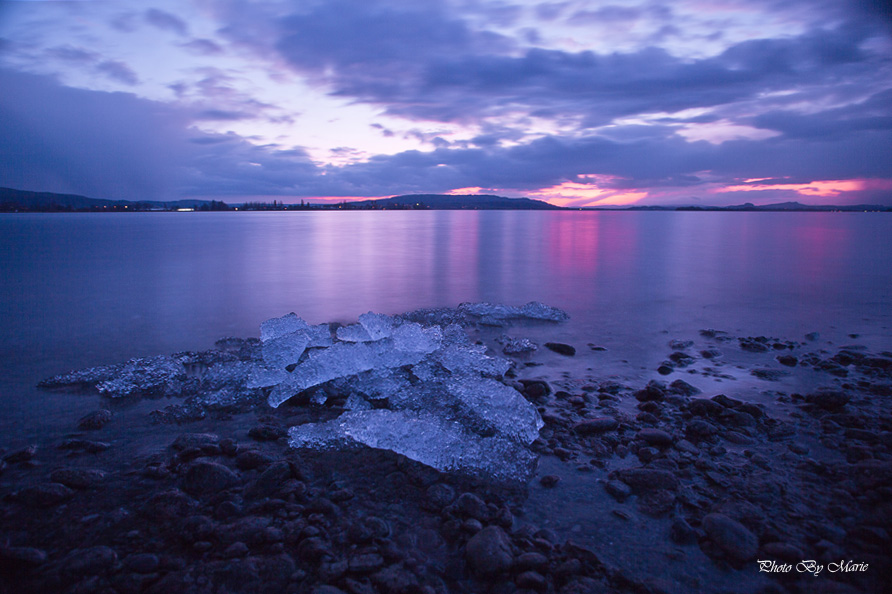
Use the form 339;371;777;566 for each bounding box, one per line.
96;60;140;85
181;38;224;55
144;8;189;36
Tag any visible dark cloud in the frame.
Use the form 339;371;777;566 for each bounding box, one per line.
570;6;641;23
181;38;224;55
145;8;189;36
194;109;252;120
47;45;99;64
96;60;140;85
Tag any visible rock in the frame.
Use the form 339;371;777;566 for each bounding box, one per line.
573;417;618;434
59;546;118;576
751;368;788;381
520;380;551;399
637;428;673;447
426;483;456;509
57;439;110;453
544;342;576;356
669;379;701;396
370;566;419;593
15;482;74;507
762;542;804;562
236;449;274;470
614;468;679;492
806;390;850;410
560;577;610;594
455;492;489;521
701;513;758;562
465;526;513;577
3;445;37;464
124;553;160;573
0;545;47;568
539;475;560;488
172;433;220;452
688;399;724;417
635;381;666;402
604;480;632;501
777;355;798;367
348;553;384;574
686;419;718;439
297;537;332;563
313;586;348;594
248;424;287;441
515;552;548;570
77;410;113;430
244;460;295;499
182;461;239;496
223;542;249;558
516;570;547;590
49;468;106;489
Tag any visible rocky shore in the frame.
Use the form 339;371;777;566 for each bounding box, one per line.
1;311;890;594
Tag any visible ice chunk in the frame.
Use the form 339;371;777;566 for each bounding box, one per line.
247;365;290;389
344;393;373;411
399;302;569;327
289;410;538;482
336;323;372;342
95;355;185;398
260;313;308;342
498;335;538;355
268;323;442;407
518;301;570;322
262;332;309;369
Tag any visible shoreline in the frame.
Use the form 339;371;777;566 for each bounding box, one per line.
1;317;890;594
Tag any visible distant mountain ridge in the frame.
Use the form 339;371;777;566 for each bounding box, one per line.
0;187;220;211
351;194;563;210
624;201;891;212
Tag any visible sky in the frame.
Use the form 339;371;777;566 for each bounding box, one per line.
1;0;891;207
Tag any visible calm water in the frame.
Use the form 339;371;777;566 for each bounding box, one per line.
2;210;891;440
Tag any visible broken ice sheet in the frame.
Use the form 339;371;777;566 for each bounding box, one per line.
289;410;538;482
337;312;395;342
267;323;443;407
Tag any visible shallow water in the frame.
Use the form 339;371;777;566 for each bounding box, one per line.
2;210;891;442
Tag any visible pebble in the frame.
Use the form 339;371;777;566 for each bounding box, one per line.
701;513;759;561
77;410;113;430
544;342;576;356
50;468;106;489
124;553;160;573
3;445;37;464
516;570;547;590
59;546;118;576
182;461;240;496
604;480;632;501
614;468;679;492
637;428;673;447
15;482;74;507
539;475;560;488
455;492;489;521
573;417;618;434
465;526;513;577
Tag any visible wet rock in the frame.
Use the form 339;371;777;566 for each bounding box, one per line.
370;565;419;593
515;552;548;570
521;380;551;399
516;570;547;590
637;428;673;447
248;424;287;442
688;399;724;417
3;445;37;464
634;381;666;402
172;433;220;452
77;409;113;430
604;480;632;501
182;461;239;496
246;460;296;499
573;417;618;434
298;537;332;563
465;526;513;577
669;379;701;396
124;553;160;574
686;419;718;439
57;439;110;453
313;586;348;594
761;542;804;562
751;368;788;381
455;492;489;521
223;542;249;558
615;468;679;492
544;342;576;356
59;546;118;576
539;475;560;488
349;553;384;574
236;449;274;470
425;483;456;509
49;468;106;489
806;390;850;411
0;545;47;568
777;355;798;367
701;513;758;562
15;482;74;507
560;577;610;594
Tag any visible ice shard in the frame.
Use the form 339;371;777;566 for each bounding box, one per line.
289;410;538;483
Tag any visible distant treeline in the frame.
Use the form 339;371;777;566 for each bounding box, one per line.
0;200;231;213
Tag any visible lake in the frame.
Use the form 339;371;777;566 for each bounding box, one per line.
2;210;891;441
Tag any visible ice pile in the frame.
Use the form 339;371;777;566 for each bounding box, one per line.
266;304;565;482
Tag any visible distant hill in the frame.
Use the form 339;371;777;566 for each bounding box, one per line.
621;201;891;212
348;194;563;210
0;187;226;212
